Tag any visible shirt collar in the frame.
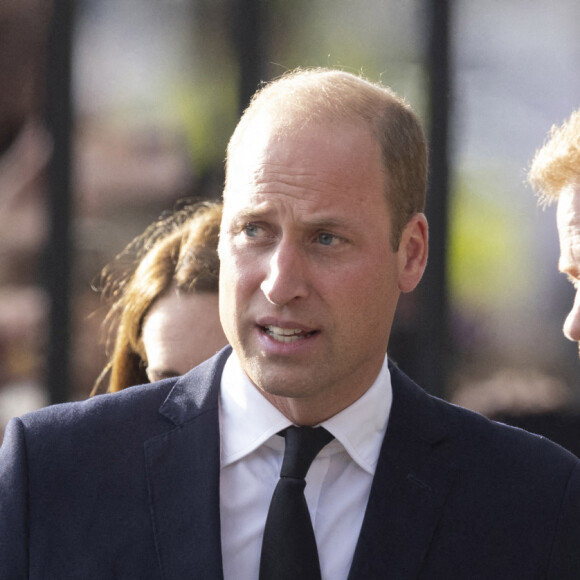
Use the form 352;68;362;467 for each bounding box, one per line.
219;352;392;476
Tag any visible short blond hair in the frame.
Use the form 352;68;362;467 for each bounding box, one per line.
225;68;427;249
528;109;580;205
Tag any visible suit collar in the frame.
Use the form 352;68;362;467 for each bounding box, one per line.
158;345;232;426
147;352;454;579
145;347;231;579
349;362;455;579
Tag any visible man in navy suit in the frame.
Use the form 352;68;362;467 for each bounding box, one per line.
1;68;579;579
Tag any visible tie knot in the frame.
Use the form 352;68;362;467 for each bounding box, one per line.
280;426;334;480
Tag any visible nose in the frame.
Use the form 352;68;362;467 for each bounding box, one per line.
260;240;309;306
563;287;580;344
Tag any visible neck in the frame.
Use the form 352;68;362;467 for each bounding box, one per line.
257;381;375;426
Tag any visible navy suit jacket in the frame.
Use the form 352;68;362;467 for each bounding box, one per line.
1;346;579;579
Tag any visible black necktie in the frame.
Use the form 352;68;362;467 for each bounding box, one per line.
259;426;334;580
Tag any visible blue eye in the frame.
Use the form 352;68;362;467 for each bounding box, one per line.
318;233;336;246
244;224;260;237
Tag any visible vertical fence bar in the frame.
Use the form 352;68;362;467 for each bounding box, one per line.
418;0;452;398
229;0;266;113
44;0;75;404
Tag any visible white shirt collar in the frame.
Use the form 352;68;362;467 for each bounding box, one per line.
219;352;393;476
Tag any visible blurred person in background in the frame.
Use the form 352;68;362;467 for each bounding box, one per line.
529;108;580;356
92;199;227;394
452;111;580;457
479;109;580;457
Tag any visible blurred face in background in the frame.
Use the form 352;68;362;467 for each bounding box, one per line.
557;184;580;357
141;290;228;382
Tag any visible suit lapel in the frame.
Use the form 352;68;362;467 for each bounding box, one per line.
348;363;456;580
145;347;231;580
144;350;455;579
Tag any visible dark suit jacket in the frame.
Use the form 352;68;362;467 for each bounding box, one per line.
1;346;579;579
493;410;580;458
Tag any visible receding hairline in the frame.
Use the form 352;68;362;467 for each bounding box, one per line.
227;68;413;153
224;67;428;248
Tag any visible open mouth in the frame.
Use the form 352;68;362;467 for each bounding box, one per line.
262;325;317;343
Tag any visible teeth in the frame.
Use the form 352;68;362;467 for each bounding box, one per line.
265;325;306;343
267;326;302;336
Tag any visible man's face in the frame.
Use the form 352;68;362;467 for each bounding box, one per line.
557;184;580;357
219;121;424;423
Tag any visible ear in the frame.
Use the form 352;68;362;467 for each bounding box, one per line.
397;213;428;293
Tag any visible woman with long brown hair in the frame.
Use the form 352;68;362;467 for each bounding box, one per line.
93;200;227;394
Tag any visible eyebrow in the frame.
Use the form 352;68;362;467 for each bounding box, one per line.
303;217;351;230
234;209;351;231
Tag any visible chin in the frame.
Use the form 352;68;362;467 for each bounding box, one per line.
258;374;321;400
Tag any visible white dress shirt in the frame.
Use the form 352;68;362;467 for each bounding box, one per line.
219;352;392;580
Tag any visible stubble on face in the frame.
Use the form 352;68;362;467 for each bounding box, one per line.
219;121;404;424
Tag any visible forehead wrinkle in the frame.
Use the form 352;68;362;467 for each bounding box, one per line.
249;161;347;201
226;193;370;243
226;174;388;237
237;203;354;232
